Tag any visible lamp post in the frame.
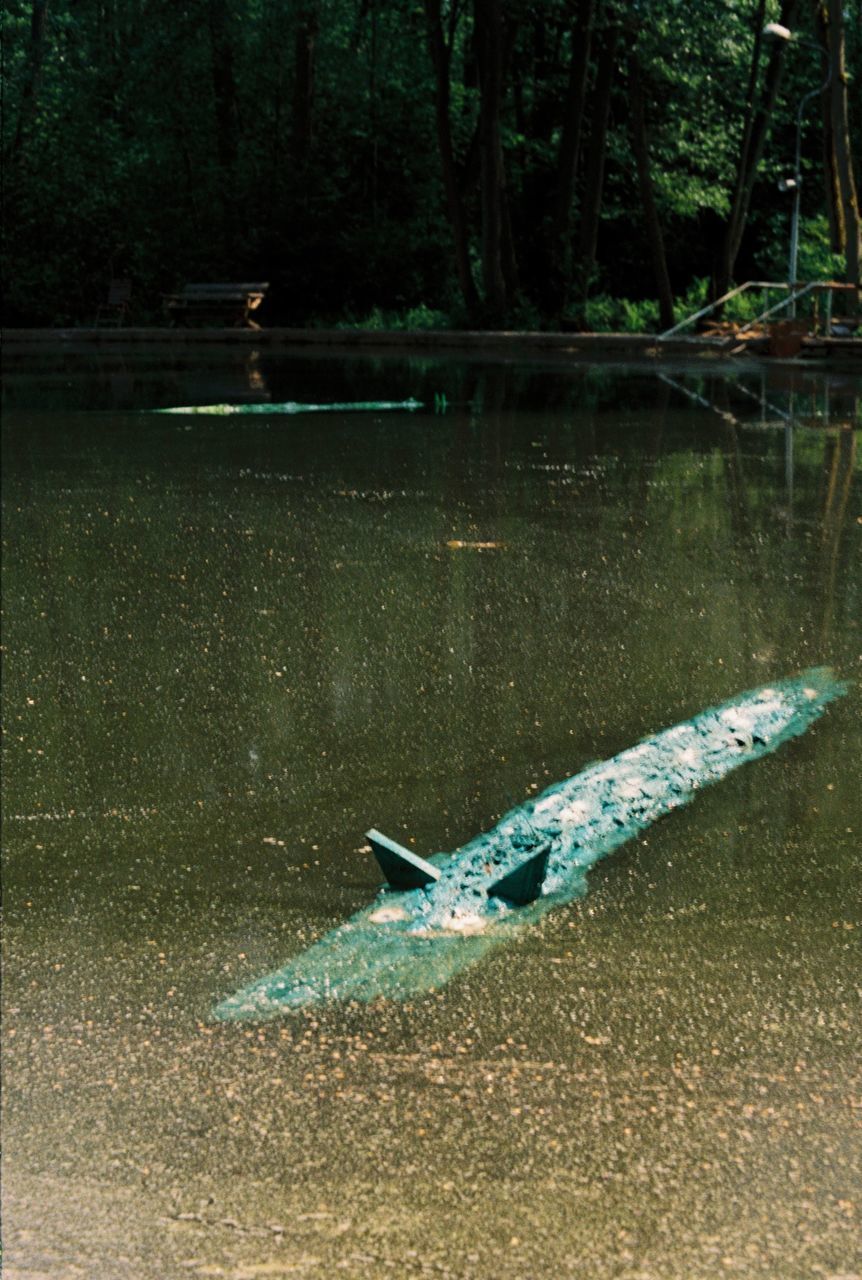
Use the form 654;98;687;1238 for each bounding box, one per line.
764;23;833;317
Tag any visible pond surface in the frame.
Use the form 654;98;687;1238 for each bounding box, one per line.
2;349;860;1279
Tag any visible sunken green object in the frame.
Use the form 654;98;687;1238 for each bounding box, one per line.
155;399;424;415
213;668;847;1020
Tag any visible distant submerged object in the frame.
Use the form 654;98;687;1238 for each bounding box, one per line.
154;398;424;415
214;668;847;1020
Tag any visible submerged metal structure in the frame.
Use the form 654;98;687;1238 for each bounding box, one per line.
214;668;847;1020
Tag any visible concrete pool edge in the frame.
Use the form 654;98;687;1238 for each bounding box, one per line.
4;325;862;364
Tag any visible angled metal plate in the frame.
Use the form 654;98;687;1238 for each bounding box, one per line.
366;829;441;890
488;844;551;906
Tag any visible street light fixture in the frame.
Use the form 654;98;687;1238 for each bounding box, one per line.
763;23;833;316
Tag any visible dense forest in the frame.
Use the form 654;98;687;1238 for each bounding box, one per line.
3;0;860;329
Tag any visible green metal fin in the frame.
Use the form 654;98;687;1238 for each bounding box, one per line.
488;844;551;906
366;829;441;890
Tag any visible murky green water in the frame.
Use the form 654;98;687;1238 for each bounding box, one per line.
2;349;860;1278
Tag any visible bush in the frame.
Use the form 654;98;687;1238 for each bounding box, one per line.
336;303;451;331
760;213;844;285
581;293;660;333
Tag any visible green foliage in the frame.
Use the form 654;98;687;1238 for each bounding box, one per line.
335;304;451;331
676;276;711;316
1;0;855;328
581;278;776;333
582;294;660;334
759;214;846;284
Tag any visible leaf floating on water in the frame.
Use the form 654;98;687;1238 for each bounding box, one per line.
446;540;506;550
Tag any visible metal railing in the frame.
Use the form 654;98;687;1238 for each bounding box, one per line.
657;279;854;341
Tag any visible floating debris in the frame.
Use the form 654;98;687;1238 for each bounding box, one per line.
445;540;506;550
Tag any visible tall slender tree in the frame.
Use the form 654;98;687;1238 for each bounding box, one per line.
712;0;800;302
544;0;594;316
8;0;51;163
423;0;480;320
628;51;674;330
208;0;241;254
824;0;861;293
292;5;318;165
574;13;618;313
474;0;508;320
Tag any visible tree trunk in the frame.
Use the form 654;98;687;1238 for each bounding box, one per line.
712;0;768;300
9;0;51;162
712;0;800;302
812;1;844;252
819;83;844;251
628;53;674;331
292;6;318;165
423;0;480;320
825;0;861;295
475;0;508;322
208;0;240;254
552;0;594;244
574;18;618;313
501;177;519;300
543;0;593;317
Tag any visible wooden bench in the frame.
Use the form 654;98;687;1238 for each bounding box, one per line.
162;282;269;329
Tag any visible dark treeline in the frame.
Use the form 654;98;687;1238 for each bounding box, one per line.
3;0;860;329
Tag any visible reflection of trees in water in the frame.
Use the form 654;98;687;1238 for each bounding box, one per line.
778;419;858;876
715;385;767;690
630;372;857;899
817;423;858;651
652;369;858;668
